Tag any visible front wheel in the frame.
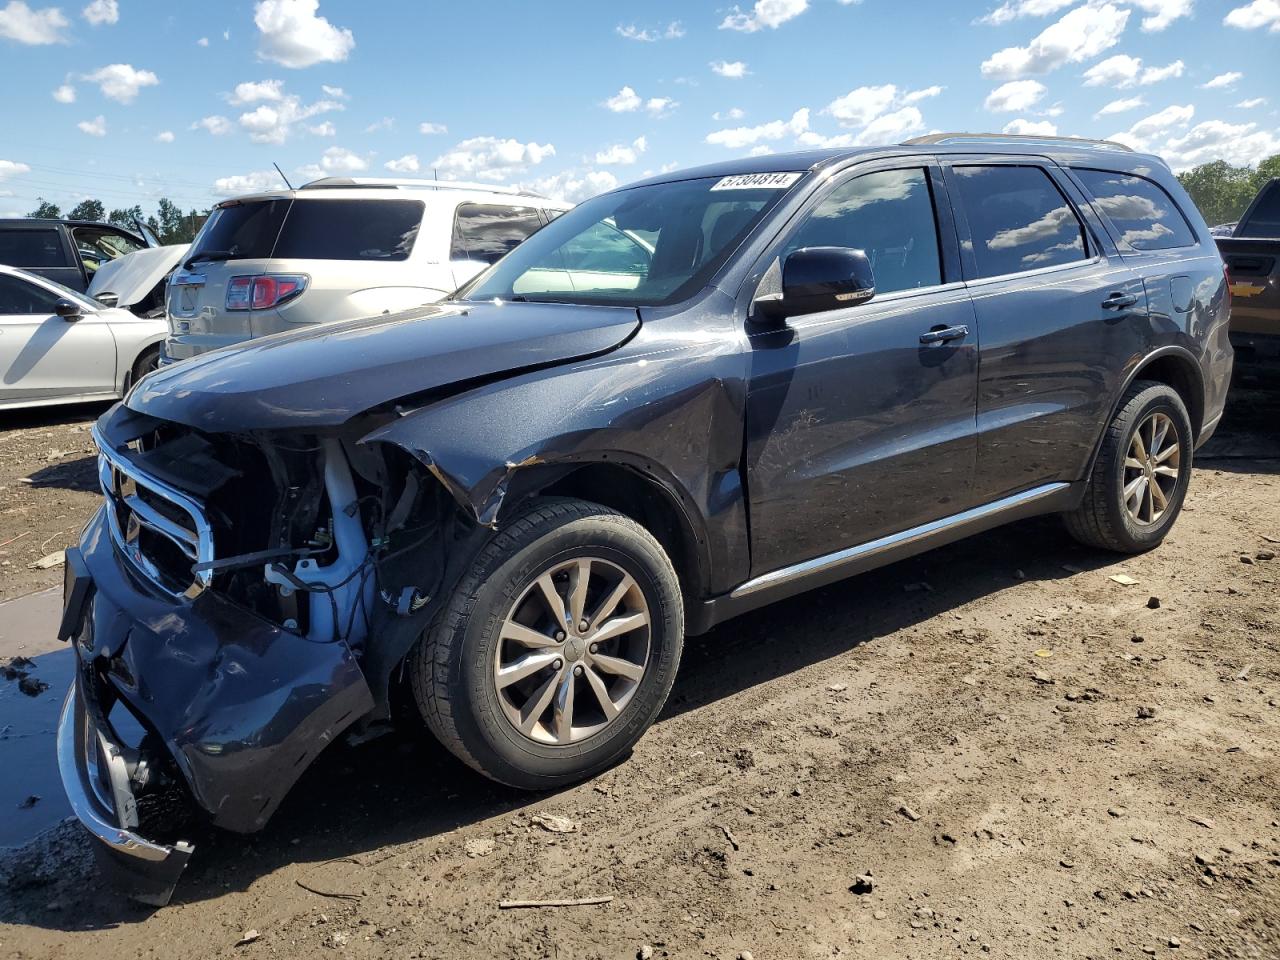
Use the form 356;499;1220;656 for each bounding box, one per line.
1064;380;1194;553
411;499;684;789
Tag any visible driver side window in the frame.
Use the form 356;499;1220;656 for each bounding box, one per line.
784;168;943;295
0;274;62;314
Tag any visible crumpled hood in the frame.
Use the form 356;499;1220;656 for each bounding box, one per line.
128;300;640;432
87;244;189;307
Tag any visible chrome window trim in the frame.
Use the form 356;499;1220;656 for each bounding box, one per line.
92;421;214;599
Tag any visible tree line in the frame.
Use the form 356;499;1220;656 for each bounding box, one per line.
26;196;209;245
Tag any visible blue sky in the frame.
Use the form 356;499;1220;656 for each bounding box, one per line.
0;0;1277;215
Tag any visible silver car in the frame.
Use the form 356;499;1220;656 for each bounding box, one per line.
0;264;167;410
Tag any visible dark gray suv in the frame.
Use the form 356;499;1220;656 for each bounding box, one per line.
60;135;1232;902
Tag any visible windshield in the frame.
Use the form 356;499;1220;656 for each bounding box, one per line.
458;174;802;307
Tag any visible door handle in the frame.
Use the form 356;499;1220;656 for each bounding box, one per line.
919;324;969;344
1101;292;1139;310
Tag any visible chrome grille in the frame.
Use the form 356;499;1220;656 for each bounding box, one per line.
92;422;215;599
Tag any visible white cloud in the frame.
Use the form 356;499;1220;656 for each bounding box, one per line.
419;121;447;135
604;86;641;112
706;108;810;149
1003;118;1059;135
77;115;106;136
1127;0;1193;31
720;0;809;32
616;21;683;41
711;60;749;78
309;120;335;136
1082;54;1183;88
826;84;898;127
901;85;944;105
84;63;159;103
1224;0;1280;32
854;106;925;144
197;36;208;46
526;168;618;204
193;115;234;136
1162;120;1280;170
236;90;343;144
254;0;354;68
977;0;1073;26
0;159;32;180
52;83;75;103
1121;103;1195;140
594;135;648;166
321;84;346;99
154;130;174;143
1236;97;1267;108
1201;71;1243;90
981;3;1130;78
384;154;419;173
228;78;285;104
213;170;288;197
1094;95;1145;117
0;1;69;43
313;145;366;173
645;96;677;117
81;0;116;25
432;136;556;182
364;116;393;133
984;79;1047;112
748;145;774;156
713;107;746;121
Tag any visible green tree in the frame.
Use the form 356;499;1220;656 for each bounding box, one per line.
107;205;145;229
67;198;106;222
27;198;60;219
1176;155;1280;226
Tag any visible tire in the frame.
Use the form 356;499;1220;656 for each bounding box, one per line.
1064;380;1195;553
129;345;161;389
411;498;684;790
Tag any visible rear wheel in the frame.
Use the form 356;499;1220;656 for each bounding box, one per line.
411;499;683;789
1064;380;1194;553
128;345;161;390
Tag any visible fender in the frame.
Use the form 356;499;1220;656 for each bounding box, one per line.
1082;343;1206;479
358;345;753;598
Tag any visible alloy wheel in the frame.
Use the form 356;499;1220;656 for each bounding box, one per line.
1122;411;1181;526
492;556;651;745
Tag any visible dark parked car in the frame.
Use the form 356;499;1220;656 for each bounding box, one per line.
1214;177;1280;362
59;135;1232;903
0;217;151;291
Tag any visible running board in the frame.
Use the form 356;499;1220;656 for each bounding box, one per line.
731;482;1072;600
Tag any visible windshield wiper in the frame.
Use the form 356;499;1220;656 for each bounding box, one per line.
182;250;235;270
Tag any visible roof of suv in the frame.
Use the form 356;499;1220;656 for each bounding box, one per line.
627;134;1164;191
219;178;571;210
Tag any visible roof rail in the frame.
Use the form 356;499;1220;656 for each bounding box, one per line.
902;133;1134;153
299;176;548;198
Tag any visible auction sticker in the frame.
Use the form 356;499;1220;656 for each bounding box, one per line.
710;172;803;191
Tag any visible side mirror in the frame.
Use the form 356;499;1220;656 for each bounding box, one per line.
55;299;83;321
756;247;876;321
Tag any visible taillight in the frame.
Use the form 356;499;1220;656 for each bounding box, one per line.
225;274;308;311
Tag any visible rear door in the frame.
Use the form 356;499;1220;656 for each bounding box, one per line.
0;225;84;290
0;273;115;403
449;202;547;288
743;161;980;576
943;158;1148;500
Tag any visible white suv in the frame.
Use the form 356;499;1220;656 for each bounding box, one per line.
163;178;572;362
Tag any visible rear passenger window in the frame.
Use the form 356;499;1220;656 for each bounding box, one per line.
0;228;68;268
0;274;62;313
952;165;1087;278
1075;169;1197;250
451;204;544;265
784;168;943;295
275;199;423;261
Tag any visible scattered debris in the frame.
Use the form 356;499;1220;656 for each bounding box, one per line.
638;947;654;960
28;551;64;570
464;838;496;858
826;682;848;693
498;895;613;909
1107;807;1126;818
1236;663;1253;681
1257;549;1275;561
1137;705;1157;719
1109;573;1139;586
1188;816;1215;829
720;825;740;851
294;879;362;901
1146;596;1161;609
235;930;261;947
17;676;49;697
17;795;39;809
898;804;921;822
1032;671;1055;685
531;813;578;834
1033;648;1053;658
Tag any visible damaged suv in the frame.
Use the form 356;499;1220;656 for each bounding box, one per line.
59;136;1232;903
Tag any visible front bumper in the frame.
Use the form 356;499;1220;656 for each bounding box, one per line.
57;509;375;902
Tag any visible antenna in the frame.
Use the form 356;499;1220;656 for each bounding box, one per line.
273;162;295;190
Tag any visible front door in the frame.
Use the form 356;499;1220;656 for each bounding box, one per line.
744;163;980;577
942;160;1149;500
0;274;115;403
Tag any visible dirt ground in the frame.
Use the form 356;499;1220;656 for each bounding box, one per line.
0;374;1277;960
